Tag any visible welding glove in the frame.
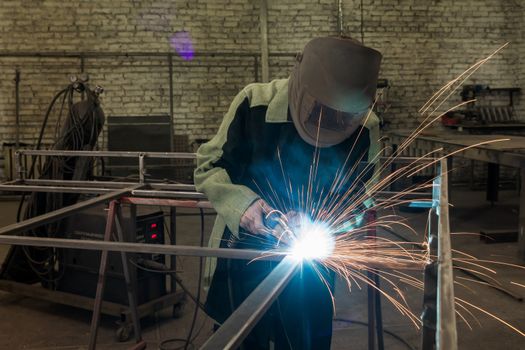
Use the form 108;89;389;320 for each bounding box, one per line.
239;199;274;237
269;210;303;247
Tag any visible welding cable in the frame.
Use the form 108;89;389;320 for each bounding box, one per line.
128;259;206;311
157;208;206;350
334;318;417;350
16;84;103;284
16;87;69;223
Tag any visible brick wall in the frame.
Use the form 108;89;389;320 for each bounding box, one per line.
0;0;523;152
0;0;262;147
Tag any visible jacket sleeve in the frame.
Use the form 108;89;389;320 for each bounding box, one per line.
194;89;260;238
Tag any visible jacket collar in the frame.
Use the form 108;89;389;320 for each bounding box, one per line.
265;78;291;123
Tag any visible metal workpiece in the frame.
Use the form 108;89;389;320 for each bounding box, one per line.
131;189;206;199
12;179;197;191
119;196;213;209
0;235;285;262
421;159;457;350
0;185;141;236
0;179;204;200
435;160;457;350
200;256;300;350
0;233;426;270
0;151;454;348
138;153;145;183
0;184;115;194
0;185;206;199
17;149;197;159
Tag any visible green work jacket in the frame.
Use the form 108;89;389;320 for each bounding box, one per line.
194;78;380;285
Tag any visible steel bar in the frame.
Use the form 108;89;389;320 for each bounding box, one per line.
1;182;427;201
23;179;138;188
436;159;458;350
0;235;282;261
200;256;299;350
0;235;425;270
18;150;197;159
0;184;114;194
421;211;438;350
389;133;525;169
88;200;117;350
115;208;143;344
0;184;207;199
120;197;213;209
0;186;140;236
22;179;196;191
15;151;23;180
138;153;145;183
131;189;206;199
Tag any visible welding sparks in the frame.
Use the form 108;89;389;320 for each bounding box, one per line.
288;218;334;261
243;43;525;338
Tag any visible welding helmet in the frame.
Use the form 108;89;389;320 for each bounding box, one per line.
289;36;382;147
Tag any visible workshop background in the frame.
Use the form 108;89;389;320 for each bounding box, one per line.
1;1;525;350
0;0;524;147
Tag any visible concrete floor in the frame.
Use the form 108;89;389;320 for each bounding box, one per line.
0;188;524;349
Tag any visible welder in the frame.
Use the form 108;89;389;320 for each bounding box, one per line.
194;36;382;349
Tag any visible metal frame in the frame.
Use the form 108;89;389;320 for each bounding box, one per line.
389;131;525;261
0;150;455;349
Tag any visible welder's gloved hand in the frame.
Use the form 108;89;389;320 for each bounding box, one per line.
270;210;302;246
239;199;273;237
284;210;302;230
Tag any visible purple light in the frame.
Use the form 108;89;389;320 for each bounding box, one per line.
170;31;194;61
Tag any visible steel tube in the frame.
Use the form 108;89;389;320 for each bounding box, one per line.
23;179;137;188
120;197;213;209
0;186;140;236
18;150;196;159
21;179;197;191
200;256;299;350
0;184;207;200
138;153;145;183
131;189;206;199
0;235;424;270
15;152;23;180
436;159;457;350
0;235;283;261
0;185;114;194
88;200;117;350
